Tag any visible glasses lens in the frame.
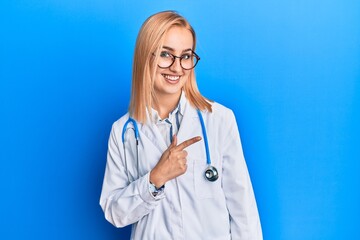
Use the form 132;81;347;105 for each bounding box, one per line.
158;51;174;68
181;54;198;70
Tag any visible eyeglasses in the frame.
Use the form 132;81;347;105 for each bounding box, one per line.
156;50;200;70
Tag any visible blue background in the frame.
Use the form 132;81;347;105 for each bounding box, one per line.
1;1;359;239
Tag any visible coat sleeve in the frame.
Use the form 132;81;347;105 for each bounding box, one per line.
99;122;164;228
221;110;263;239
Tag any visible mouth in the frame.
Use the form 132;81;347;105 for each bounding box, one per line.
162;74;181;84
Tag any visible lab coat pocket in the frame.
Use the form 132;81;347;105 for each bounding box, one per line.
193;160;221;199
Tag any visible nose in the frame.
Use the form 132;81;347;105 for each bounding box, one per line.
169;57;182;72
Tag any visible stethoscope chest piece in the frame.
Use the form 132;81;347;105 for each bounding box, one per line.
204;166;218;182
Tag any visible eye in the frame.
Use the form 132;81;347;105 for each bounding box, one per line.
160;51;172;58
181;53;192;60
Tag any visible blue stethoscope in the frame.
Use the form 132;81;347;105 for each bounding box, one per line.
121;110;218;183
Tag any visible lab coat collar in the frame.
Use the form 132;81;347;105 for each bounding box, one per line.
150;91;186;123
139;92;200;154
177;91;186;116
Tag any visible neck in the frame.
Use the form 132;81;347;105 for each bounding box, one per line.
153;92;181;119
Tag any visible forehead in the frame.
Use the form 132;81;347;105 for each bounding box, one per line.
162;26;193;51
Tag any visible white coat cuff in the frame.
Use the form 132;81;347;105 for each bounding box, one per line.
138;172;165;203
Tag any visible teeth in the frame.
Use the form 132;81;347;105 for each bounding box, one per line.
163;74;180;81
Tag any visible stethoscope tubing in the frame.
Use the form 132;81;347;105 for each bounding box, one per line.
122;118;140;183
122;118;140;143
197;110;211;165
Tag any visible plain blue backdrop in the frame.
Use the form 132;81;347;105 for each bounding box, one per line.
1;1;359;239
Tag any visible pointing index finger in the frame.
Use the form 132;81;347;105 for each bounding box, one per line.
175;136;202;151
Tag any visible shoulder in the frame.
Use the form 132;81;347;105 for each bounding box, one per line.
208;101;236;123
206;101;242;144
199;101;240;144
196;100;237;131
110;112;131;135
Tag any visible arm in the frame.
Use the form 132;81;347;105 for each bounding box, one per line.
99;123;164;228
221;110;263;239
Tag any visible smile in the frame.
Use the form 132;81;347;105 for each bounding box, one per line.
162;74;180;83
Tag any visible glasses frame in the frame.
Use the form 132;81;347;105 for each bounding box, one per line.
157;50;201;70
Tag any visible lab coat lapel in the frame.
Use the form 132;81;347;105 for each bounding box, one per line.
140;114;168;154
176;101;202;146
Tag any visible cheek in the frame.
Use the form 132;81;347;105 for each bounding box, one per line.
154;68;164;80
182;71;191;81
155;67;166;76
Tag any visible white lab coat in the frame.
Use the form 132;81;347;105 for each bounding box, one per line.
100;97;263;240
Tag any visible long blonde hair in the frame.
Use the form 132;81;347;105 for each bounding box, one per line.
129;11;212;123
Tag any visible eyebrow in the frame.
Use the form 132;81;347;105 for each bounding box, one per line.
162;46;193;53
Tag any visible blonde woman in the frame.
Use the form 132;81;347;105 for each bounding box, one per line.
100;11;262;240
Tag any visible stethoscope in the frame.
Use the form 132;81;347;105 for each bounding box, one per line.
121;110;218;183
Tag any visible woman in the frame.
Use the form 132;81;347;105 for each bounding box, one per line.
100;11;262;240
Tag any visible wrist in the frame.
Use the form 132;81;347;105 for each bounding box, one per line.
149;170;166;188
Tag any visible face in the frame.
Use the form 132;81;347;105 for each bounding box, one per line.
153;26;194;100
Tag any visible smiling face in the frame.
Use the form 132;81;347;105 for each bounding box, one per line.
153;26;194;102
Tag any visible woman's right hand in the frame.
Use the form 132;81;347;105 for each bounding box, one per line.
149;135;201;188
